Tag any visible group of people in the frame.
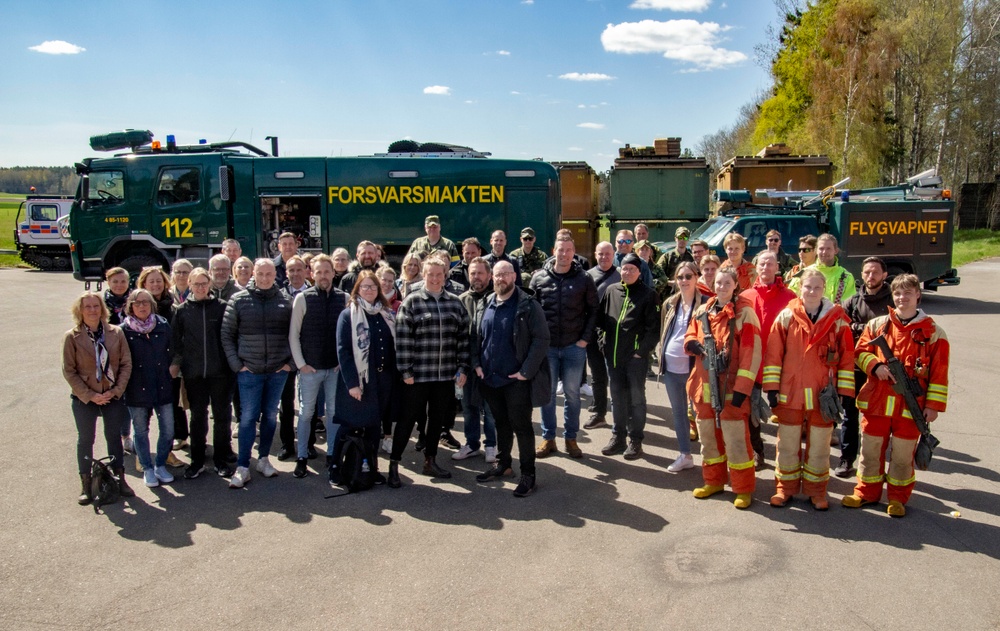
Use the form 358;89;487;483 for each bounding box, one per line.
63;215;949;515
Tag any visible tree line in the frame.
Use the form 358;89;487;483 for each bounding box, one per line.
698;0;1000;191
0;167;77;196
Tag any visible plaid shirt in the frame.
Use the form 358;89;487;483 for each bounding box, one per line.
395;288;470;383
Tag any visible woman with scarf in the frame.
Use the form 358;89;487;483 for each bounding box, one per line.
120;289;177;488
377;265;402;314
63;291;133;504
684;267;762;509
136;266;175;318
658;261;709;473
331;270;399;484
103;267;131;326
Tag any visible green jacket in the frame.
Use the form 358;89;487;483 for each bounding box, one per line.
787;257;857;303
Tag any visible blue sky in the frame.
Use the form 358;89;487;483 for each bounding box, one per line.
1;0;777;173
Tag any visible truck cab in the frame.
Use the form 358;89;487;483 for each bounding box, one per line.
15;196;74;270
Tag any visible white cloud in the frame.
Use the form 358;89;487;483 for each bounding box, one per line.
522;0;534;4
497;50;511;56
464;99;477;104
29;40;85;55
601;19;747;71
510;90;522;95
612;139;623;144
630;0;711;11
559;72;616;82
568;147;584;151
578;122;605;129
423;85;451;95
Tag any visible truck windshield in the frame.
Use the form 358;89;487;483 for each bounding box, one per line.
87;170;125;203
692;217;734;244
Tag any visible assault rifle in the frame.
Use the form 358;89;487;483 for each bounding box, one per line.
699;312;724;429
869;333;940;469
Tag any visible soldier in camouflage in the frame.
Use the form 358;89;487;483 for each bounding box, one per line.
510;227;547;287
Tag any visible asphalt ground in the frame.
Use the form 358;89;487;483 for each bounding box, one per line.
1;263;999;630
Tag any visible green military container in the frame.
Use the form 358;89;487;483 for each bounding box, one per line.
608;140;710;243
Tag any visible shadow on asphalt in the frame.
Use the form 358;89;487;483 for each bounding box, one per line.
920;292;1000;316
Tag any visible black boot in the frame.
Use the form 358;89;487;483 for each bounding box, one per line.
387;461;402;488
114;468;135;498
422;456;452;479
78;474;93;506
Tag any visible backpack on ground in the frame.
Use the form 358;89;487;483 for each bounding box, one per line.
338;430;377;494
90;457;120;514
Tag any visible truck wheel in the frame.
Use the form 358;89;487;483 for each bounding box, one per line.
120;252;166;282
35;254;54;270
54;257;71;271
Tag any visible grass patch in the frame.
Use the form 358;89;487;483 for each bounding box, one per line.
0;199;24;251
954;229;1000;267
0;253;28;268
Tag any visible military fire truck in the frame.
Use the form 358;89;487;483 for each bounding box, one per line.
66;130;561;283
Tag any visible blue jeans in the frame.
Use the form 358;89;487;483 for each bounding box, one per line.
661;370;692;455
297;368;340;459
130;404;175;470
541;344;587;440
236;370;289;468
462;380;496;450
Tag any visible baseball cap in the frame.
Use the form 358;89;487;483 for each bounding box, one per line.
675;227;691;239
520;227;535;238
424;215;440;226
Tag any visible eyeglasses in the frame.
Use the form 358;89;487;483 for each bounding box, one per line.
359;284;379;291
675;273;695;281
767;238;780;243
191;281;210;288
495;271;516;278
132;300;152;306
799;247;813;253
521;236;535;241
617;239;633;245
173;270;190;276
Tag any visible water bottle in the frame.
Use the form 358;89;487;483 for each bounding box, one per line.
361;458;370;473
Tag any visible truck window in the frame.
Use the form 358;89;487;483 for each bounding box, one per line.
88;170;125;202
744;221;769;252
156;167;201;206
30;204;59;221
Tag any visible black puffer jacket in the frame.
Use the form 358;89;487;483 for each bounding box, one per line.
528;259;598;348
221;283;293;374
842;283;893;342
172;295;231;379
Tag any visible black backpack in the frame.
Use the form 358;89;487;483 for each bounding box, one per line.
90;457;120;514
339;431;377;494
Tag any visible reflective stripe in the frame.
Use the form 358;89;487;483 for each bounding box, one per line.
837;379;854;390
859;352;879;373
837;370;854;390
762;366;781;386
887;474;916;487
804;387;814;410
775;466;802;481
729;458;755;471
926;392;947;404
703;454;727;466
885;396;896;417
857;399;868;411
927;384;947;395
778;393;788;404
737;368;756;381
803;463;829;483
837;370;854;379
860;473;884;484
702;383;710;404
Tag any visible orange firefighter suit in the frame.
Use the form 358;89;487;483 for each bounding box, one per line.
720;260;756;292
852;309;949;505
762;298;855;507
685;295;762;495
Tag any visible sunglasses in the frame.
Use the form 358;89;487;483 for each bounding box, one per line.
521;236;535;241
675;273;695;280
617;239;633;245
799;247;813;253
767;238;780;243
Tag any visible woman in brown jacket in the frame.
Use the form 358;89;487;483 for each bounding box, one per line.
62;291;134;505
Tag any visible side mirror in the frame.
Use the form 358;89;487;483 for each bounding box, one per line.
80;174;90;202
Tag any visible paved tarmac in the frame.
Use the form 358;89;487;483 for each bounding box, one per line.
1;263;999;630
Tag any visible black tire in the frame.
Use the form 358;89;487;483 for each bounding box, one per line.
119;252;167;284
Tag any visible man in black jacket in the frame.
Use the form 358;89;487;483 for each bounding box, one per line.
289;254;348;479
171;267;234;479
221;258;294;489
529;234;598;458
837;256;893;477
597;253;661;460
473;261;550;497
483;230;521;287
583;241;621;429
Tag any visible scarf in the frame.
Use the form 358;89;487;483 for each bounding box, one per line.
86;322;115;386
124;312;158;335
350;297;396;393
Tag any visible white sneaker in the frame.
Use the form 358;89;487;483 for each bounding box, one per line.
580;383;594;397
452;444;480;460
556;381;564;395
255;457;278;477
154;466;174;483
484;446;498;463
667;453;696;473
143;469;159;488
123;436;134;453
229;466;251;488
380;437;393;454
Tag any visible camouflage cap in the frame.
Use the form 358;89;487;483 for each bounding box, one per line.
424;215;440;226
675;226;691;239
